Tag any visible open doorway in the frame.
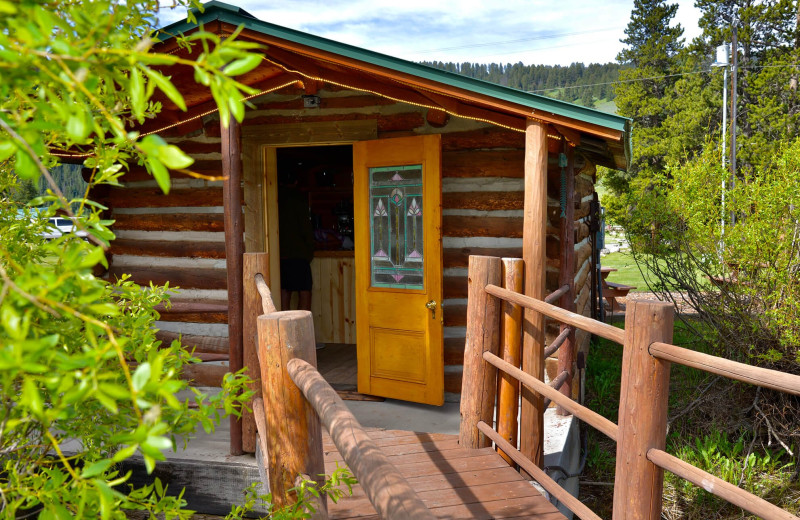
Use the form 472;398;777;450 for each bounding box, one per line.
275;144;360;393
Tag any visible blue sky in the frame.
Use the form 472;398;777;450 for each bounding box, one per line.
160;1;703;66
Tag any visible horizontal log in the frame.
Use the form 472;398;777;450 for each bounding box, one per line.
103;187;224;208
483;351;618;441
485;284;624;345
442;150;524;178
443;304;466;327
155;301;229;324
110;239;226;259
156;330;229;354
442;191;523;211
576;174;594;199
443;275;467;300
170;140;222;155
182;362;228;387
121;160;223;182
441;128;525;151
231;112;424;134
108;266;227;290
544;284;570;305
443;216;522;238
444;338;465;366
649;342;800;396
445;371;462;394
544;327;572;358
443;248;523;269
647;449;798;520
113;212;225;232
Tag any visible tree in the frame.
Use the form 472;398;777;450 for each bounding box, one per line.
0;1;264;517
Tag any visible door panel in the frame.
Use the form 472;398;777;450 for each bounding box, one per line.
354;135;443;405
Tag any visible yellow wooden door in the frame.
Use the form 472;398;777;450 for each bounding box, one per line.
353;135;443;405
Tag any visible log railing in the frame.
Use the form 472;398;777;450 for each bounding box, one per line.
461;254;800;520
243;252;435;520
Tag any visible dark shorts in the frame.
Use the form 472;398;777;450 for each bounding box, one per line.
280;258;313;292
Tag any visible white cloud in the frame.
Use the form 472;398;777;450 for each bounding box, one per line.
160;0;703;66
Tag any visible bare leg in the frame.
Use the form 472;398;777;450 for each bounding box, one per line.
281;289;291;311
298;290;311;311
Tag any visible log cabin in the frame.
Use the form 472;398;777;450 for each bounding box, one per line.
93;1;630;452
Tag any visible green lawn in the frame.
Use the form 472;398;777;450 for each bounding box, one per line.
599;251;650;290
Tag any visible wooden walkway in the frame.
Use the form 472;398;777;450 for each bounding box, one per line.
323;428;565;520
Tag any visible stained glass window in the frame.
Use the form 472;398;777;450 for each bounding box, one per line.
369;164;424;289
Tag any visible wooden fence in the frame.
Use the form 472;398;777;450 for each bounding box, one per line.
242;252;435;520
461;255;800;520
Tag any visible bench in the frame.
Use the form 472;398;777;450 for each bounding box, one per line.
602;279;636;315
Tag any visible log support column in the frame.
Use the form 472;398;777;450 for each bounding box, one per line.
222;116;244;455
521;119;548;468
557;141;576;413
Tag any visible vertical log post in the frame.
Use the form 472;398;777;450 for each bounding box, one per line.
496;258;524;465
612;300;674;520
242;252;270;453
222;116;244;456
459;255;502;449
521;119;548;467
259;310;326;513
557;141;576;413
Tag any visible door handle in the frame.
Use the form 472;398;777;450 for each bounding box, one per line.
425;300;437;319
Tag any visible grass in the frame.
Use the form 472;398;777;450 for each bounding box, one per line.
580;319;800;519
600;251;649;289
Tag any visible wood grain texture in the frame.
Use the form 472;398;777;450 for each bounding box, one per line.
557;144;576;413
120;160;223;182
459;255;502;449
442;191;524;211
441;128;525;151
444;247;523;269
520;119;548;469
613;300;674;520
222;117;245;456
496;258;523;465
155;301;228;323
442;216;522;238
104;187;224;208
181;362;228;387
310;256;356;344
156;330;228;354
258;311;326;511
289;359;436;520
110;239;226;259
112;212;225;232
108;266;227;289
442;149;524;178
242;252;270;453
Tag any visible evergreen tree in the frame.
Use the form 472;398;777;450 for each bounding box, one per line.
615;0;685;180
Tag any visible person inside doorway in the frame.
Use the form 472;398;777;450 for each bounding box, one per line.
278;170;314;311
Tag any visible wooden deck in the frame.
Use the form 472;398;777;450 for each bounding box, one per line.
323;428;565;520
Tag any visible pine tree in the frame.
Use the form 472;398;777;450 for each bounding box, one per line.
615;0;685;180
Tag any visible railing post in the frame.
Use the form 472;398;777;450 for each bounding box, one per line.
556;141;576;413
613;299;674;520
243;252;270;453
496;258;523;464
460;255;502;449
258;310;326;514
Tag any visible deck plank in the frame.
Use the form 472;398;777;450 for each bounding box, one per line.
324;428;565;520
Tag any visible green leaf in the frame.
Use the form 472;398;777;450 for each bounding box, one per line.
130;67;145;122
22;378;44;418
158;145;194;170
0;1;18;14
132;362;151;392
15;147;39;179
146;157;170;194
66;113;89;142
0;140;16;161
111;444;138;463
143;68;186;111
223;54;263;76
81;459;113;478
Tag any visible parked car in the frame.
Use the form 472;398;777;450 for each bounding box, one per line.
44;217;89;240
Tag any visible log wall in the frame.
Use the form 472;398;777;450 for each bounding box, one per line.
99;84;597;397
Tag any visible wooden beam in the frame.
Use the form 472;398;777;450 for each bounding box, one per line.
242;252;270;453
418;90;525;132
222;115;245;456
496;258;523;466
557;141;576;413
520;119;548;469
232;25;625;142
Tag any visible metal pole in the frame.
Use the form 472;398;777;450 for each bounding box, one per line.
721;64;728;238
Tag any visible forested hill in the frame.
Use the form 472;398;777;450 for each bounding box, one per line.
419;61;621;111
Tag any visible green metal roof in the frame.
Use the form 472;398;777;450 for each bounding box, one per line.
158;1;630;148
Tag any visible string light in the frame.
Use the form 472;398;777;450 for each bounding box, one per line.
50;45;577;159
